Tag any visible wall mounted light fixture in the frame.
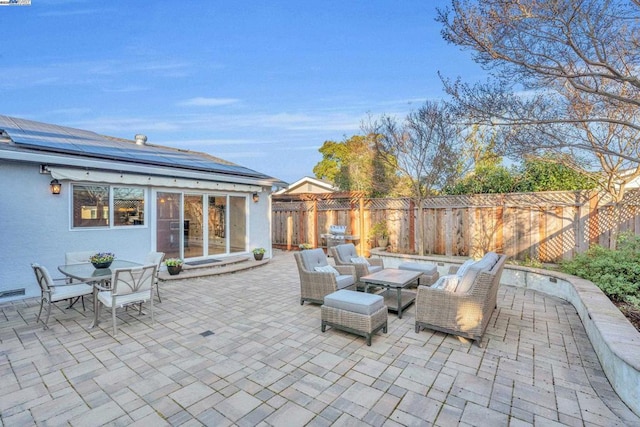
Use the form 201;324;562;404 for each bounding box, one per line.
50;179;62;195
252;192;259;203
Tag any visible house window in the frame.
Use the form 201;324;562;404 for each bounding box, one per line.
113;187;145;226
72;185;145;228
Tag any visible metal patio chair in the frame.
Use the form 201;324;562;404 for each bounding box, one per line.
144;251;165;302
31;263;93;329
95;264;157;336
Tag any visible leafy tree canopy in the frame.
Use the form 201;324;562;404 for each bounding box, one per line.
443;164;515;195
515;156;598;192
312;135;399;197
443;155;598;195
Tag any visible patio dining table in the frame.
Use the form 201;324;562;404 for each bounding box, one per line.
58;260;142;328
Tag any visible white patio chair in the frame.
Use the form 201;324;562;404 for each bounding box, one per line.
95;264;157;336
64;250;98;287
144;251;165;302
65;250;98;265
31;263;94;329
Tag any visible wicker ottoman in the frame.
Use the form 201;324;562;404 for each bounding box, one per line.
321;290;388;346
398;262;440;286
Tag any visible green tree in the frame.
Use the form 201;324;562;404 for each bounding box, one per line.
515;156;598;192
312;140;347;183
444;155;597;195
443;164;515;195
313;135;398;196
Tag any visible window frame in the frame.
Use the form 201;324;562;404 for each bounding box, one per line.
71;183;147;230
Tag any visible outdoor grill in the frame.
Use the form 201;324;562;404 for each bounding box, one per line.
322;225;359;251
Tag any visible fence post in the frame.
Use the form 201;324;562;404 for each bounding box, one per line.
286;214;293;251
312;199;318;248
359;196;365;256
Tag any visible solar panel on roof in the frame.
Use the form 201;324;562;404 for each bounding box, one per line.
0;115;271;180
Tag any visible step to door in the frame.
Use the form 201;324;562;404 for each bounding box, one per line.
159;257;269;281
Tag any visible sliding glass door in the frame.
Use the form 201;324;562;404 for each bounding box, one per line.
208;196;227;255
229;196;247;253
156;192;247;259
184;194;204;258
156;192;181;259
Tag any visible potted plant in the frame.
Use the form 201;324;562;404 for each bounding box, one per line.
369;221;389;248
299;243;313;250
90;252;115;269
165;258;183;275
252;247;266;260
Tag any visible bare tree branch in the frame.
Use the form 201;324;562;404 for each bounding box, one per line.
363;102;464;255
439;0;640;215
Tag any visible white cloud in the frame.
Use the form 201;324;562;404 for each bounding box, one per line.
171;138;270;146
178;97;240;107
0;58;191;90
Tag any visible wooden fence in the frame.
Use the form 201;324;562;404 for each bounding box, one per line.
272;190;640;262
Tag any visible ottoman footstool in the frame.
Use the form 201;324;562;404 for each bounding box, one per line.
398;262;439;286
321;289;388;346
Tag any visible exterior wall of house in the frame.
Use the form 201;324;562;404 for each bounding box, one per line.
0;161;152;301
0;160;274;302
248;190;272;258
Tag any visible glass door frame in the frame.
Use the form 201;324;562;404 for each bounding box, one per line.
153;189;250;261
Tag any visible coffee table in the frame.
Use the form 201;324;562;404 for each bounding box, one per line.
361;268;421;319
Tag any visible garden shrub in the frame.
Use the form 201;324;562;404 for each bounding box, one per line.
561;232;640;309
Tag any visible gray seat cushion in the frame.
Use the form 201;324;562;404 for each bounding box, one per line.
398;262;437;275
324;289;385;315
336;275;355;289
300;248;329;269
335;244;357;262
455;252;500;293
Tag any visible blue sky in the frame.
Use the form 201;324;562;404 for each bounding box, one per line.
1;0;484;184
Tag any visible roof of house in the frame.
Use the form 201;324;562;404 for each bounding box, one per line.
273;176;337;195
0;115;283;186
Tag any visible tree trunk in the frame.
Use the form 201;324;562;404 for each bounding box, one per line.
609;203;621;250
415;197;425;255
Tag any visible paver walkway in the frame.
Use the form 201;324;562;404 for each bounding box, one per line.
1;251;638;426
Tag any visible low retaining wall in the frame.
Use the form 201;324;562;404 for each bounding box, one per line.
371;249;640;417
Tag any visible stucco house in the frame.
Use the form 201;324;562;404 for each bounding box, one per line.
0;115;283;302
273;176;337;196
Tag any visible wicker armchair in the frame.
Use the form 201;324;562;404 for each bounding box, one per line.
294;249;357;305
329;243;384;289
415;253;507;345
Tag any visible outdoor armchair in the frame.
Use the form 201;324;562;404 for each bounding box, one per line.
294;248;357;305
414;253;507;346
31;263;93;329
330;243;384;289
95;264;157;336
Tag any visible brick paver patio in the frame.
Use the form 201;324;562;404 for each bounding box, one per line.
1;251;638;426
